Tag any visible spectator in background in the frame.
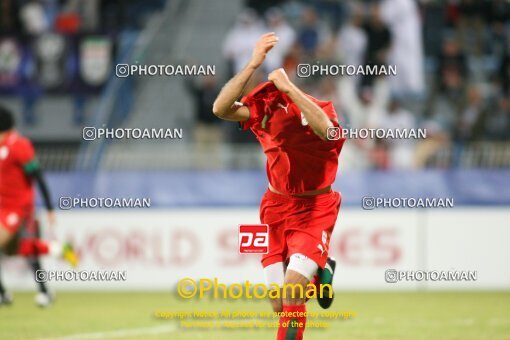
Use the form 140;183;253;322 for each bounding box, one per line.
0;0;22;33
496;47;510;95
456;0;484;56
99;0;126;31
264;7;296;71
312;0;346;33
425;37;469;137
376;97;416;169
281;42;301;80
415;120;451;168
246;0;285;16
484;0;510;56
453;86;487;143
437;38;468;87
297;6;327;58
336;2;367;76
368;138;390;170
380;0;424;96
361;3;391;89
425;66;467;134
78;0;100;32
19;1;49;35
223;9;265;76
483;95;510;141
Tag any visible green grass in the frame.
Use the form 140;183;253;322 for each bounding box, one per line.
1;292;509;339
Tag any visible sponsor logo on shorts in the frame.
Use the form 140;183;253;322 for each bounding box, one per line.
238;224;269;254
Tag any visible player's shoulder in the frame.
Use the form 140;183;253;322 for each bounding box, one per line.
8;132;33;150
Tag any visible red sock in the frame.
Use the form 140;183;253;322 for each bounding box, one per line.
277;304;307;340
18;239;49;256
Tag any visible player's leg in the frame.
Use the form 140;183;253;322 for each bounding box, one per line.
264;261;285;313
0;210;24;305
301;192;341;309
0;212;17;304
0;254;13;306
17;216;78;268
27;256;54;307
0;218;15;249
260;191;287;313
316;256;336;309
276;191;341;339
277;254;318;340
23;219;54;307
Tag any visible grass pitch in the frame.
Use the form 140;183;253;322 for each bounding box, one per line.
1;291;509;340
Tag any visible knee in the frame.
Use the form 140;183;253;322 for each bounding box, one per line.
0;228;11;249
283;276;308;306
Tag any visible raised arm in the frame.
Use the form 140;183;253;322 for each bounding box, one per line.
212;32;279;121
268;68;334;141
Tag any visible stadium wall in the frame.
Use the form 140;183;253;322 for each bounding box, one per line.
4;207;509;291
38;170;510;207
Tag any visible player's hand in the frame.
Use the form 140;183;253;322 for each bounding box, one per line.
268;68;293;94
47;210;56;226
46;210;56;238
249;32;279;69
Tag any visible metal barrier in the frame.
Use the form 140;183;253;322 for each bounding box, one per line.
37;141;510;171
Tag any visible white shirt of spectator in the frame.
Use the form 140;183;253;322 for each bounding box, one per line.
265;21;296;71
223;14;265;74
380;0;425;95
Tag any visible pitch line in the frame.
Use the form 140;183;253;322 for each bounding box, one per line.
39;324;178;340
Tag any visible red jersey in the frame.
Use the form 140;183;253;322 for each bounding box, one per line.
240;82;345;194
0;131;36;209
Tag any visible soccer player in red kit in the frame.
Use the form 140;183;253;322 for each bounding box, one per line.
213;32;345;339
0;105;78;306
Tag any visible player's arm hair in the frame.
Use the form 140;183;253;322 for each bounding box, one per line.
211;64;254;121
286;86;334;141
213;32;279;121
23;161;54;211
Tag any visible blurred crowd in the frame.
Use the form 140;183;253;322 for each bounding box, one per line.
0;0;164;35
189;0;510;169
0;0;164;125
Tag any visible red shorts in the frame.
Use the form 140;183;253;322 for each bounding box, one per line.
259;189;341;269
0;206;35;234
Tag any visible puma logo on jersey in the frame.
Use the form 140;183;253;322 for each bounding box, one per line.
301;112;309;126
277;103;290;114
